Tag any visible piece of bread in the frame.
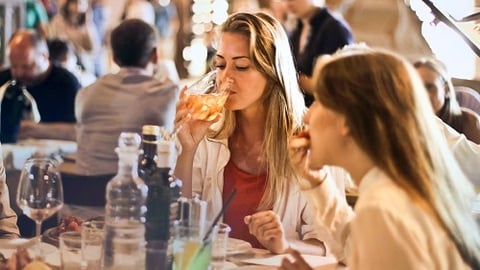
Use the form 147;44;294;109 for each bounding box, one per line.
291;130;311;149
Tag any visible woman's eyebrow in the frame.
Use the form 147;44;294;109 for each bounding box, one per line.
215;55;250;60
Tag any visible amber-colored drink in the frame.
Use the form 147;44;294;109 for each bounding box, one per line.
173;239;201;270
185;93;229;121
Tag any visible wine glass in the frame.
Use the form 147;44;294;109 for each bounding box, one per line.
16;157;64;259
184;70;232;121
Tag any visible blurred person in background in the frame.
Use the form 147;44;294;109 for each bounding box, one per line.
258;0;288;24
174;12;351;255
149;0;178;60
123;0;155;25
49;0;101;76
47;38;97;87
414;58;480;144
25;0;50;37
0;30;80;141
40;0;58;19
283;0;353;107
283;46;480;269
75;19;177;176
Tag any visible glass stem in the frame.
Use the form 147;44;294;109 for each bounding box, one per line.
35;221;44;260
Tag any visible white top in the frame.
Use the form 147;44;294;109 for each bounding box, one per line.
304;167;471;270
191;137;351;247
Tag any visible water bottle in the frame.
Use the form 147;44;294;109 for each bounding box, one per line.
103;132;148;270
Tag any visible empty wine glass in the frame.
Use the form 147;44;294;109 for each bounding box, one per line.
16;157;64;259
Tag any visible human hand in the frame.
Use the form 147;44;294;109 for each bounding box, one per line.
244;210;289;254
288;131;327;189
174;86;220;152
280;249;313;270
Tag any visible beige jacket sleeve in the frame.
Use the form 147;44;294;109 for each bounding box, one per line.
302;166;355;262
0;145;20;239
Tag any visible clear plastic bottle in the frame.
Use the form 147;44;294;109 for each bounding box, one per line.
103;132;148;270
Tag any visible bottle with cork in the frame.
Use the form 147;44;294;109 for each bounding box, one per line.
139;125;181;270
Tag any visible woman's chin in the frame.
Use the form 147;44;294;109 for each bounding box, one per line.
308;159;324;171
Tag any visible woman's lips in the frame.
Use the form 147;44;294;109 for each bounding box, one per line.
297;130;310;139
290;130;310;150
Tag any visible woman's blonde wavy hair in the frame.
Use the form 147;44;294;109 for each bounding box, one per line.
314;46;480;268
208;12;306;210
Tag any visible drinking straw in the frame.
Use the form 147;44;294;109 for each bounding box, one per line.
202;188;237;243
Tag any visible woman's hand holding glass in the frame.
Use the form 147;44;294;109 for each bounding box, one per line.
244;210;289;254
174;88;218;151
174;70;231;151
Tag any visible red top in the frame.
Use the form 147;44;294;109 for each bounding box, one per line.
223;159;267;249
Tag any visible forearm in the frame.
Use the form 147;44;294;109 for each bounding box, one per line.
174;150;196;198
20;122;76;141
302;169;354;262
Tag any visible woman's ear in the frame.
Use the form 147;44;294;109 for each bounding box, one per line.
150;47;158;65
339;115;350;136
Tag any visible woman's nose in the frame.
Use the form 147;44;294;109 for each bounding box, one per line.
218;69;233;84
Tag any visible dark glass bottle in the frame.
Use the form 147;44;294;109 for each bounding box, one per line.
0;80;40;143
1;80;28;143
139;125;177;270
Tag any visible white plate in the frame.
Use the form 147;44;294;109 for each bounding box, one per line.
227;238;252;255
0;239;60;266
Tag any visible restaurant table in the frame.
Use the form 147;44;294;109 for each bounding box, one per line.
30;243;345;270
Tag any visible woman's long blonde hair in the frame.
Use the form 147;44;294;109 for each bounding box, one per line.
314;47;480;268
209;12;306;210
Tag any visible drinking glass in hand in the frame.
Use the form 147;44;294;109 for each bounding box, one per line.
16;157;64;259
184;70;231;121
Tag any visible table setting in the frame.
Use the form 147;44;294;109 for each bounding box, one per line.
1;154;344;270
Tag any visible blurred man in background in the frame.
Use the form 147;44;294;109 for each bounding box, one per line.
0;30;80;141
